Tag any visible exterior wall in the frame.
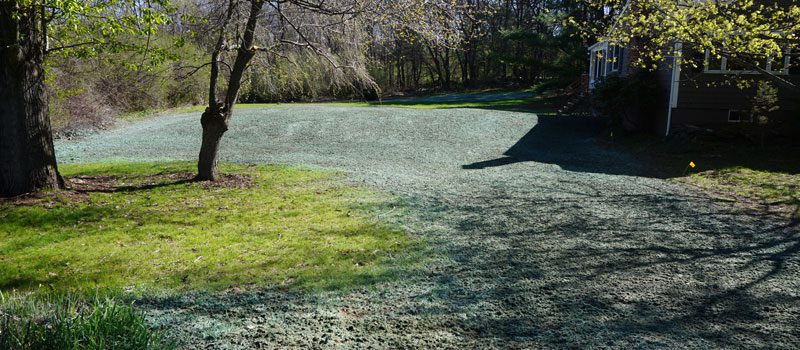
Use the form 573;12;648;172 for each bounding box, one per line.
654;54;677;136
670;108;800;136
670;73;800;131
588;40;673;135
588;41;634;89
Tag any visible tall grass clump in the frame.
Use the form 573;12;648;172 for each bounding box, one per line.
0;291;173;350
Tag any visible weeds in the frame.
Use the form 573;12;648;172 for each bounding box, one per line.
0;291;173;350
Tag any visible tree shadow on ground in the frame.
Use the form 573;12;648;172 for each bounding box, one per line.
411;183;800;347
67;174;197;193
133;177;800;348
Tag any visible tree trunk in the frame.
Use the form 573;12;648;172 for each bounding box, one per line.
196;0;263;181
0;3;62;197
196;108;229;181
443;49;452;90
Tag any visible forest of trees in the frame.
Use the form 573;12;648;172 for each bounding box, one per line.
368;0;592;93
41;0;598;136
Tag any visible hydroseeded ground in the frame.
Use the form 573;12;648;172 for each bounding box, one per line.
56;105;800;348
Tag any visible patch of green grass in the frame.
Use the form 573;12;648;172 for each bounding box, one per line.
367;98;532;109
0;162;417;293
681;166;800;218
119;92;545;121
0;291;174;350
221;99;535;110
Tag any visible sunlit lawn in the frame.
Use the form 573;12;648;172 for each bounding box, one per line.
0;162;416;293
680;166;800;219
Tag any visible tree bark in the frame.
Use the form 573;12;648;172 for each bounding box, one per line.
196;0;264;181
0;3;62;196
197;108;228;181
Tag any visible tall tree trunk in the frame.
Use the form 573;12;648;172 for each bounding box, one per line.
0;3;62;196
426;45;444;89
443;49;452;90
196;0;263;181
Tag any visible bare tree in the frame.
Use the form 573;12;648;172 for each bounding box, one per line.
194;0;464;180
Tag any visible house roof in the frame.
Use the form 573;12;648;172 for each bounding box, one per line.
588;41;607;51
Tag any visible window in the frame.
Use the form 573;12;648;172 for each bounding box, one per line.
591;48;606;80
589;42;627;89
763;49;791;75
609;45;624;72
704;50;726;72
728;110;753;123
685;48;706;73
595;55;603;78
726;55;751;71
788;52;799;75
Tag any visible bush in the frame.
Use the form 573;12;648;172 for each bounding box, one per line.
46;34;209;135
0;292;173;350
591;71;666;133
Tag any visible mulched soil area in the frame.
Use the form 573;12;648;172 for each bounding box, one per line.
56;105;800;349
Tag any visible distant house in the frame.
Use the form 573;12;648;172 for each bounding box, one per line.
588;40;800;136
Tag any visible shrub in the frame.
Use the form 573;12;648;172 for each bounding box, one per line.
0;292;173;350
46;34;209;135
591;71;666;133
750;81;781;147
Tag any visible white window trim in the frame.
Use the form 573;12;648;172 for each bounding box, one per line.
609;45;622;73
588;42;609;88
704;50;728;73
704;49;790;75
766;49;791;75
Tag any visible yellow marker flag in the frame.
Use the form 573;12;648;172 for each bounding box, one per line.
689;161;696;168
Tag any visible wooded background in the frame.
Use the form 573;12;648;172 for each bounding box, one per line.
46;0;599;134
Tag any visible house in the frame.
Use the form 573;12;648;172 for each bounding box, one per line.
588;40;800;136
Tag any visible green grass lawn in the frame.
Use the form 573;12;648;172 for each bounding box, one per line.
676;166;800;220
686;167;799;202
120;91;553;120
136;98;538;116
365;98;535;110
679;167;800;219
0;162;417;293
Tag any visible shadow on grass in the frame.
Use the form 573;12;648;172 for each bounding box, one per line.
65;172;198;194
608;133;800;178
73;179;197;194
461;116;654;176
410;182;800;347
461;112;800;181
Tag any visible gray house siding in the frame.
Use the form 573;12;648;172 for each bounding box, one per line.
653;56;677;136
588;39;799;136
670;74;800;130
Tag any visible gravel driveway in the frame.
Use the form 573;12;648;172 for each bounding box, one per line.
56;105;800;349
